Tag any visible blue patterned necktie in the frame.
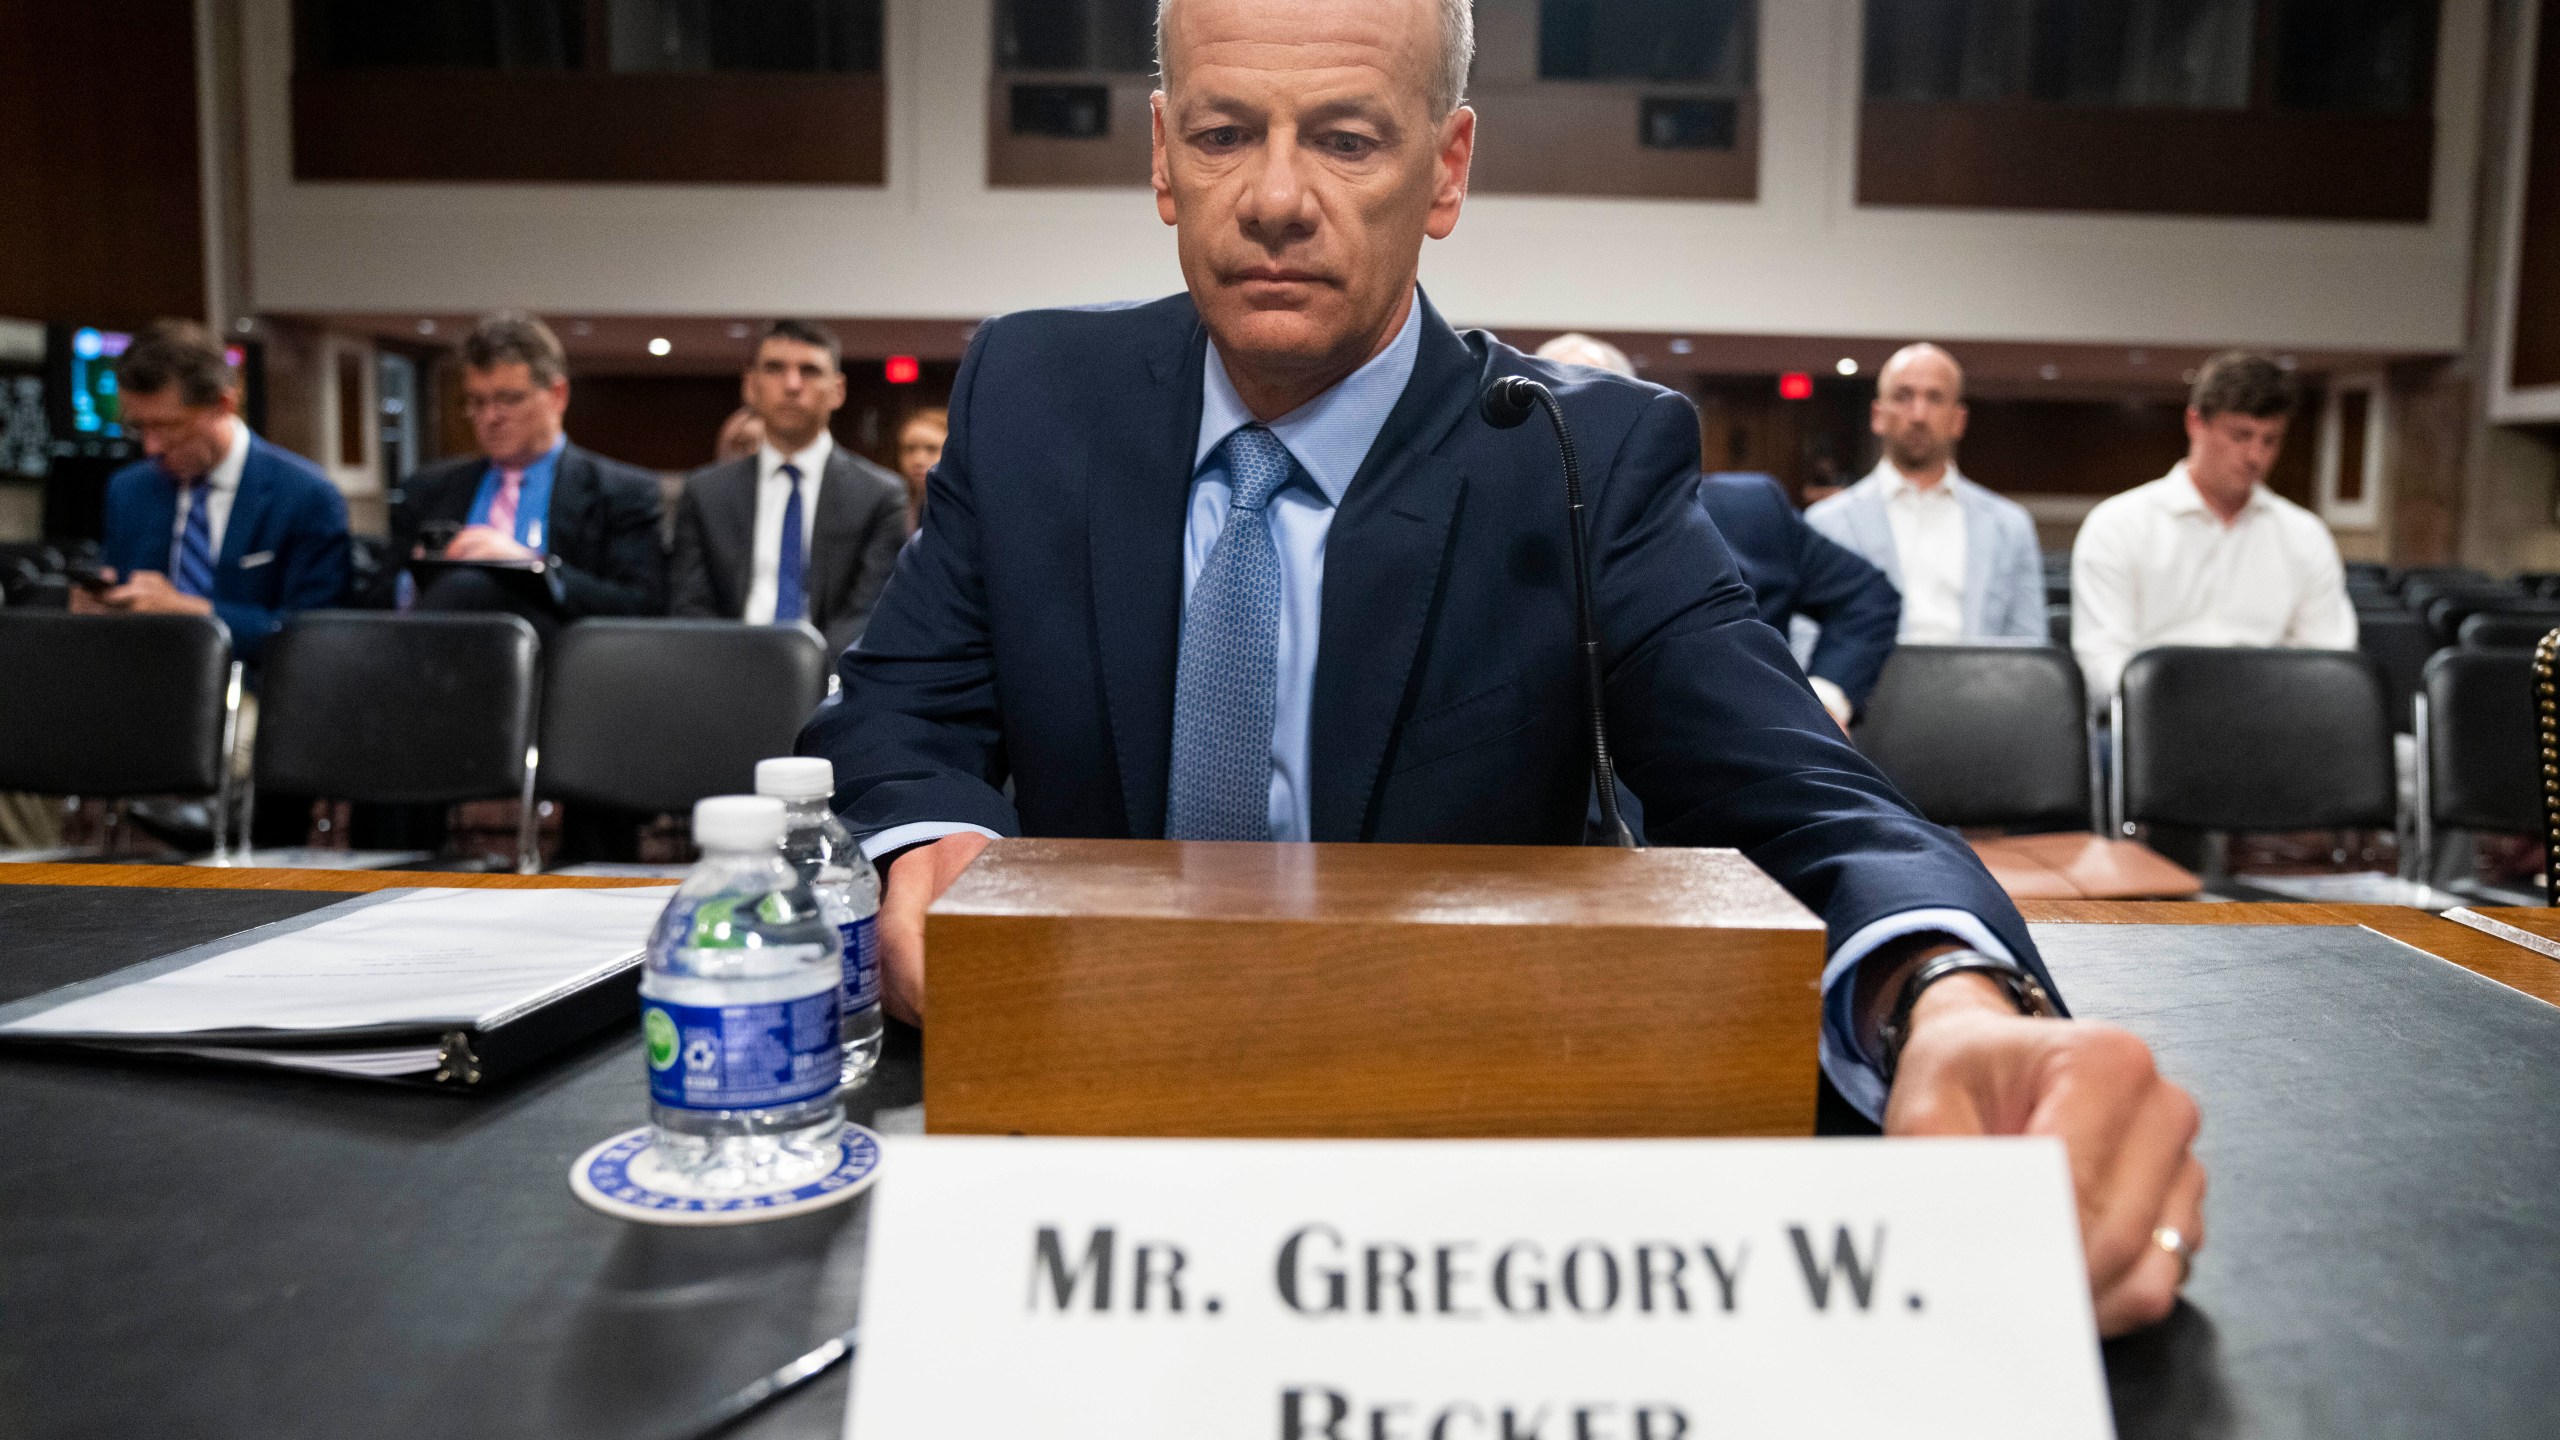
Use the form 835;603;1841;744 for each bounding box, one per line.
774;463;807;624
1166;426;1293;840
172;482;215;598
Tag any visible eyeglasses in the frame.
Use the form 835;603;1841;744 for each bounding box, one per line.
463;389;540;415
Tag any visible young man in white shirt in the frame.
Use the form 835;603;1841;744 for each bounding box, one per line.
1805;343;2048;644
669;320;910;656
2070;352;2357;705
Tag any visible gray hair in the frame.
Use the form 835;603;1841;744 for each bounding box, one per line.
1156;0;1475;120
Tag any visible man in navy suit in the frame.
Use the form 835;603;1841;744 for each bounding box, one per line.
76;320;349;665
387;312;667;640
1534;333;1899;728
803;0;2203;1335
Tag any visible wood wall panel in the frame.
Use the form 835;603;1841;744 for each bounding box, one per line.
984;78;1154;189
1469;85;1756;201
292;71;885;185
2512;0;2560;389
1859;100;2432;221
0;0;206;326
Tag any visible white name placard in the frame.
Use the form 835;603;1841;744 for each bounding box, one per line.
846;1137;2111;1440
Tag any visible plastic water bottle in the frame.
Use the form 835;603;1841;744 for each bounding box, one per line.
756;757;884;1090
640;795;843;1189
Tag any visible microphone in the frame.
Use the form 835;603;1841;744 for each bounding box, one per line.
1479;375;1638;849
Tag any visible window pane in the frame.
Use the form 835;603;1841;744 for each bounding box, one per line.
316;0;585;69
1863;0;2032;102
995;0;1157;74
1539;0;1757;86
2276;0;2435;112
607;0;883;74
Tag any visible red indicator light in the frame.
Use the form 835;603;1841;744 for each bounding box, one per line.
885;355;921;385
1778;372;1814;401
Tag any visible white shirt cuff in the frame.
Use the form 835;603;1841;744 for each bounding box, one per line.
858;820;1004;862
1808;675;1853;727
1818;907;2020;1123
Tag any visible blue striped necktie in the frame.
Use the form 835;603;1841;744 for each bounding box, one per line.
774;463;807;624
1165;426;1292;841
172;482;215;598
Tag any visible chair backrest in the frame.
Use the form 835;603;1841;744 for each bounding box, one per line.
0;612;232;796
254;611;538;804
2354;609;2435;732
2425;593;2560;646
2118;646;2396;832
538;619;828;816
2421;648;2539;836
1854;644;2089;831
2460;610;2560;651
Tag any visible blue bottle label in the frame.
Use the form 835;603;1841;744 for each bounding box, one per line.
839;913;881;1014
643;989;841;1110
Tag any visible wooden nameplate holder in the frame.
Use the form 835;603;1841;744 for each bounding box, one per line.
924;839;1827;1139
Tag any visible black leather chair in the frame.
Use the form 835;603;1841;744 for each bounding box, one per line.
2412;649;2540;894
0;612;239;854
2355;609;2435;733
2460;610;2560;651
252;611;541;866
1857;645;2091;831
2114;647;2397;837
2426;594;2560;647
1854;645;2197;899
538;620;828;863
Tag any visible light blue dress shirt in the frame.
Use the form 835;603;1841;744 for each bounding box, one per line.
1182;293;1422;842
464;435;567;550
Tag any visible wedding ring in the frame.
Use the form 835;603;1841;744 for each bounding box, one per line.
2153;1225;2196;1285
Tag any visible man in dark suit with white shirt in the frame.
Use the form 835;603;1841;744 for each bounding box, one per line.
670;320;909;655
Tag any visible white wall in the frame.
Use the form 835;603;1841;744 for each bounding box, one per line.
242;0;2489;353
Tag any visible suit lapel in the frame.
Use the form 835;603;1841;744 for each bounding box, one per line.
1955;481;1995;635
1854;484;1901;590
808;452;863;612
548;446;596;557
1307;296;1477;842
1089;304;1209;839
217;441;274;572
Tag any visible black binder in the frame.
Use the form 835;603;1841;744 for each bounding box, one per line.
0;888;651;1090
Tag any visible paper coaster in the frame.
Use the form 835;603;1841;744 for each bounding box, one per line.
571;1122;882;1226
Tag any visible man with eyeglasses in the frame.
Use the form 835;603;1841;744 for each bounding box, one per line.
387;311;667;640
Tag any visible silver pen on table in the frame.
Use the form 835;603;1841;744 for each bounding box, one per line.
649;1325;860;1440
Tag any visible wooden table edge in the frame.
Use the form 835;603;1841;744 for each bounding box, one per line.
0;862;668;893
7;869;2553;1009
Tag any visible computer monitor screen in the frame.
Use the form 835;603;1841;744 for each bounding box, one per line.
67;326;131;438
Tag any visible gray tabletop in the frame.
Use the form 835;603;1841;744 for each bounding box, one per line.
2;886;2556;1439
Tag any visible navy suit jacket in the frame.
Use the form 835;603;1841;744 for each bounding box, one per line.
800;292;2050;986
1697;471;1900;713
101;433;350;664
389;443;669;619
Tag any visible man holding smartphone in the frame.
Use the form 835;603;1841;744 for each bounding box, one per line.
75;320;350;665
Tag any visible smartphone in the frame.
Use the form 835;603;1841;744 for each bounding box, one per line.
67;562;115;595
419;520;462;556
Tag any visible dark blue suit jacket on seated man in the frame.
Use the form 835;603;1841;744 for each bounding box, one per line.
800;290;2061;1118
101;431;350;665
1697;470;1900;718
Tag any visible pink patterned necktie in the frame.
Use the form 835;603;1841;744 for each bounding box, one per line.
485;467;525;540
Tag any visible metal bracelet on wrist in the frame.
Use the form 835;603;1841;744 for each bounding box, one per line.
1876;948;2057;1086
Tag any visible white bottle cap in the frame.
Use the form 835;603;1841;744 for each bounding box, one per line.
754;756;836;801
692;795;787;852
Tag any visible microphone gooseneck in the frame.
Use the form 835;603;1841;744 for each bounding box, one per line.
1478;376;1639;849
